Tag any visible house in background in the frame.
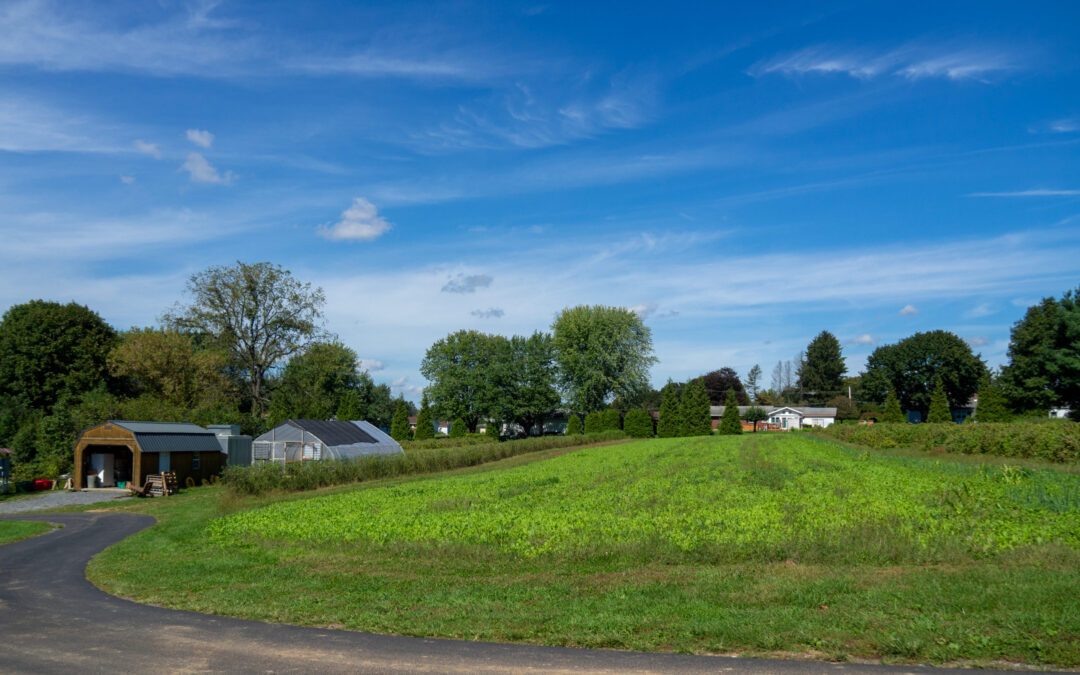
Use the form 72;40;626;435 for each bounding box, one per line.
710;405;837;431
1050;407;1072;419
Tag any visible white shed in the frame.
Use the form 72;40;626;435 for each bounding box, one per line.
252;419;404;463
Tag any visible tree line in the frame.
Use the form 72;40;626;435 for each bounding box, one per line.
0;262;406;479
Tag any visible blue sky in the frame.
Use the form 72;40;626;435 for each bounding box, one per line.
2;0;1079;400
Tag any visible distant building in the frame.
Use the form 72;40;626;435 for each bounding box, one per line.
1050;407;1072;420
252;419;403;463
709;406;837;431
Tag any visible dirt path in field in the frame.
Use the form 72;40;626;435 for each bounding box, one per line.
0;512;1070;674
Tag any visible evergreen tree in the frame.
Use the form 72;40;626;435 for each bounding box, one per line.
974;375;1009;422
657;381;681;437
680;378;712;436
623;409;654;438
335;389;363;421
927;377;953;423
390;399;410;441
600;407;622;431
717;388;743;435
413;393;434;440
882;389;905;423
584;411;602;434
448;417;467;438
745;364;763;403
565;414;582;435
485;418;501;440
799;331;846;405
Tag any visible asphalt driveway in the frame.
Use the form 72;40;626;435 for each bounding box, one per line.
0;512;1070;674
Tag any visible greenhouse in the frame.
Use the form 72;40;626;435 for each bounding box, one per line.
252;419;403;463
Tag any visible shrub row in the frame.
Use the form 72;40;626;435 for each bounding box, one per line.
223;430;628;496
399;435;496;451
809;421;1080;462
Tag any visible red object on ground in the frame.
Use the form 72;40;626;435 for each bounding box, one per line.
33;479;53;491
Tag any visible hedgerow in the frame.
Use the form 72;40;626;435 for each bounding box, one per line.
223;430;628;496
809;421;1080;462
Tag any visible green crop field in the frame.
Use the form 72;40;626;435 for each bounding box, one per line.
90;435;1080;666
210;434;1080;562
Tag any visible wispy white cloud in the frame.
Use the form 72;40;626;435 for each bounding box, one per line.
291;52;492;82
120;175;135;184
899;304;918;316
0;97;120;154
442;273;493;294
317;198;392;241
185;129;214;148
969;189;1080;197
1028;117;1079;134
753;42;1021;82
181;152;234;184
134;140;162;159
847;334;876;346
471;308;505;319
0;0;256;77
964;336;991;347
964;302;996;318
415;75;656;151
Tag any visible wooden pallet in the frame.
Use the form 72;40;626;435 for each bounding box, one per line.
139;471;179;497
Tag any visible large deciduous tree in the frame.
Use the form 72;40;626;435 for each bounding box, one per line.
701;368;750;406
861;330;986;420
1000;289;1080;415
108;328;231;409
501;332;560;436
164;261;325;415
0;300;117;410
420;329;502;433
551;305;656;412
267;341;363;426
799;331;846;405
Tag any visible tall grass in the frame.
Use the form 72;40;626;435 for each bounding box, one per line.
223;431;628;496
810;421;1080;462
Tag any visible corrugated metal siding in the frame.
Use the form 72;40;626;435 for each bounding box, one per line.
110;420;209;434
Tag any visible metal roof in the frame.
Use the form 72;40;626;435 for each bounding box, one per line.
285;419;377;447
105;420;223;453
107;420;210;434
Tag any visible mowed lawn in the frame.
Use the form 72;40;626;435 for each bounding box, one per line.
89;435;1080;666
0;519;52;544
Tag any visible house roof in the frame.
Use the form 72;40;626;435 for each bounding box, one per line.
285;419;377;447
709;406;837;418
105;420;223;453
0;448;12;455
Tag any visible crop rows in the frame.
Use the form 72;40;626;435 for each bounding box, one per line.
209;435;1080;562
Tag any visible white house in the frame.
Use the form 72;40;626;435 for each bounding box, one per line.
1049;407;1072;420
710;405;838;431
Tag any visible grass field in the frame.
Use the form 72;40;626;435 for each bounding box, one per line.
0;520;53;544
88;434;1080;667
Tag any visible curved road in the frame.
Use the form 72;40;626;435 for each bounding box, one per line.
0;513;1066;674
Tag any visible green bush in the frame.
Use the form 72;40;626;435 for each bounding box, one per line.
449;417;467;438
623;409;654;438
584;411;602;434
223;430;629;496
600;407;622;431
565;415;582;435
809;421;1080;462
485;420;501;441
